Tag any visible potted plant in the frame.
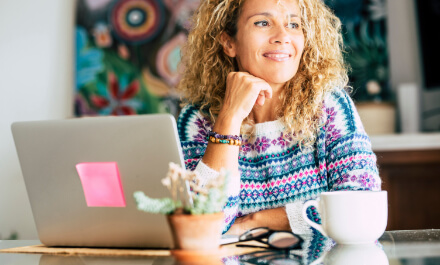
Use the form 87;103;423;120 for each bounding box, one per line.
133;163;229;251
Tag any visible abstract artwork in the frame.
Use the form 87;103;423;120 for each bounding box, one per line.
75;0;391;117
74;0;199;117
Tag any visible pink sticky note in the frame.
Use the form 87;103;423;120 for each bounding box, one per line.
76;162;126;207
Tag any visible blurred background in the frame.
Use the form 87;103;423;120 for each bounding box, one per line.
0;0;439;240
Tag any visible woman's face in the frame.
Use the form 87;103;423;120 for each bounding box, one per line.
224;0;305;88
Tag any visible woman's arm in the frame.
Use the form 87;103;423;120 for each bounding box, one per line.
200;72;272;176
225;207;291;235
177;73;273;233
201;113;242;176
177;106;241;234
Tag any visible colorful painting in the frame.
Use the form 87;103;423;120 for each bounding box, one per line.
325;0;391;102
75;0;391;117
74;0;200;117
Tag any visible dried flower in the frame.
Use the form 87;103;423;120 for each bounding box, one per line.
134;163;230;215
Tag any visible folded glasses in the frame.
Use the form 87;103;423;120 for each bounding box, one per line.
237;227;304;250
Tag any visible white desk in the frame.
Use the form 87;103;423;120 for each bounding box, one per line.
370;133;440;151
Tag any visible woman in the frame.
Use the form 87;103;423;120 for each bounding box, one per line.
176;0;381;235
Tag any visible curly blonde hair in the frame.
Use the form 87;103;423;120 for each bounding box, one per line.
177;0;348;145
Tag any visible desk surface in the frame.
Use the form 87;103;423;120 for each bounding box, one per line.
370;132;440;151
1;229;439;264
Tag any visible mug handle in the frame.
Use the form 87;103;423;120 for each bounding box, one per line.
302;200;328;237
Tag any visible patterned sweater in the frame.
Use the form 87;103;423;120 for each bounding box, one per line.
177;88;381;234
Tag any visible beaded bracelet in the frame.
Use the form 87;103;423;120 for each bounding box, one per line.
207;130;242;146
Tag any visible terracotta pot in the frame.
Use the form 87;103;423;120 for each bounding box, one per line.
166;212;224;250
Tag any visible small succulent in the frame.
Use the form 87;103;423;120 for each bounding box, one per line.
134;163;229;215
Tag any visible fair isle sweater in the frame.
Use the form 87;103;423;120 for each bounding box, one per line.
177;88;381;234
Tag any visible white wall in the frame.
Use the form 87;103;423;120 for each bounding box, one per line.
0;0;75;239
387;0;440;131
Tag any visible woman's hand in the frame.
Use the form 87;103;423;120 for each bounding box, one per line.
225;207;291;235
219;72;273;123
205;72;273;176
225;213;255;236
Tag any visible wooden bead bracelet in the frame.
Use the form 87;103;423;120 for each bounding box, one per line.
207;131;242;146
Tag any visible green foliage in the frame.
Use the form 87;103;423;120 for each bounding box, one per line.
342;19;391;102
189;181;229;215
134;164;230;215
134;191;181;215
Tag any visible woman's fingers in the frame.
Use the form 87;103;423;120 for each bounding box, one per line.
264;87;273;99
222;71;274;120
256;94;265;106
258;83;272;99
254;80;272;106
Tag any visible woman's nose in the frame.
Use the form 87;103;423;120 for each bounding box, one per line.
270;26;291;44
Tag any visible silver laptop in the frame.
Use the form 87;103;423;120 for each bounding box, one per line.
11;114;185;249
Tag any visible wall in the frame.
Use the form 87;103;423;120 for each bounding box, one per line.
387;0;440;131
0;0;75;239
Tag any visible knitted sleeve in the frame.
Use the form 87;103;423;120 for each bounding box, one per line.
322;89;381;191
177;105;241;233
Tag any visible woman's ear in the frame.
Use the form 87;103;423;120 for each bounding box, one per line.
220;32;236;58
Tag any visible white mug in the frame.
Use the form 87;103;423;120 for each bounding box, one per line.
302;191;388;244
309;243;389;265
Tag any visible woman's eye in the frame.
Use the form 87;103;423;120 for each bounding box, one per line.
287;22;299;29
254;21;269;27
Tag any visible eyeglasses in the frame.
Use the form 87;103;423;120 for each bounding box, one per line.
237;250;302;265
237;227;304;250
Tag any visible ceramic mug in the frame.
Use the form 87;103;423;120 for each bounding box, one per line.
309;243;389;265
302;191;388;244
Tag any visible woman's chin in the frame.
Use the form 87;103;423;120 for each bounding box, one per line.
244;69;296;87
263;76;295;88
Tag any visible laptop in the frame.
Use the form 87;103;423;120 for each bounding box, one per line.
12;114;189;248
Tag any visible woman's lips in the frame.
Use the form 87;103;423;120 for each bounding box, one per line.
262;51;292;62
